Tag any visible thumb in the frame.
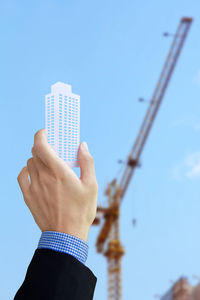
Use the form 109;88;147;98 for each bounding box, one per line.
78;142;96;183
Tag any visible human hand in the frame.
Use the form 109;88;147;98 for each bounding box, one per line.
17;129;98;242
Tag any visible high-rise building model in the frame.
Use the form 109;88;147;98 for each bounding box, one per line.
45;82;80;168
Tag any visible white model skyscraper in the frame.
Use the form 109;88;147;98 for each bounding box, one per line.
45;82;80;168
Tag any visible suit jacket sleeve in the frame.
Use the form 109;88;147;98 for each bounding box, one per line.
14;248;97;300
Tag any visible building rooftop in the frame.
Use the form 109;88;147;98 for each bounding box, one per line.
51;82;72;94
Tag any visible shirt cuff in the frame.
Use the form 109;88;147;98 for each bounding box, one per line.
37;231;88;265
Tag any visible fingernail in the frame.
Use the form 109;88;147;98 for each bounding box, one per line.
81;141;88;152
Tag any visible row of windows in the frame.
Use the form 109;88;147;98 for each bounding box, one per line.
48;141;78;145
48;102;78;107
59;111;78;114
59;131;78;133
62;137;78;139
58;98;78;103
59;103;78;106
47;110;78;113
48;113;77;116
49;135;78;137
48;146;78;151
49;101;78;104
52;135;78;139
49;120;78;123
62;111;78;113
59;98;78;102
50;128;78;132
48;118;78;121
59;129;78;131
48;132;78;134
58;132;78;134
60;133;78;135
61;107;78;109
48;120;78;124
54;144;79;146
58;106;78;112
59;152;77;154
50;137;78;142
48;98;79;102
49;144;78;147
57;150;78;152
58;148;77;150
47;109;78;112
59;137;78;139
48;137;79;141
50;128;78;131
50;106;78;109
49;111;78;114
48;129;78;133
59;120;78;122
60;123;78;125
52;116;79;119
59;106;78;109
59;122;78;125
47;97;78;101
57;123;79;126
59;101;78;103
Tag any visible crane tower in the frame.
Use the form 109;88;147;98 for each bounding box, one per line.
93;17;193;300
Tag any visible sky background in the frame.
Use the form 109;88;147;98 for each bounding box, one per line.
0;0;200;299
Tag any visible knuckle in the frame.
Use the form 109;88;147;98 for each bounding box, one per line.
31;146;35;156
34;129;41;141
95;180;98;191
88;178;98;193
86;154;95;164
38;170;56;185
27;158;33;167
17;166;26;182
33;141;43;153
38;172;48;184
34;129;45;149
24;194;31;206
17;171;22;181
30;182;37;194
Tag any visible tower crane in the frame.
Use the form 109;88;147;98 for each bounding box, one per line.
93;17;193;300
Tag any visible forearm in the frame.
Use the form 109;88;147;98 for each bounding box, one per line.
14;233;97;300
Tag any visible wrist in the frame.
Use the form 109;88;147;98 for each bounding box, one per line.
42;226;89;243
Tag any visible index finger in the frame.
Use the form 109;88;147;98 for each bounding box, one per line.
34;129;64;172
33;129;78;180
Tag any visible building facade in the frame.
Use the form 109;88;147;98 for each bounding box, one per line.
161;277;200;300
45;82;80;168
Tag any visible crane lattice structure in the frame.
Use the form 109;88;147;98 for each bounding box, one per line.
93;17;193;300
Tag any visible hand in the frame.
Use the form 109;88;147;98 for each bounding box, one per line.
17;129;98;242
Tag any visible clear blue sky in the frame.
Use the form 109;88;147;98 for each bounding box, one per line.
1;1;200;299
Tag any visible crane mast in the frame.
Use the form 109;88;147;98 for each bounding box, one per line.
93;17;193;300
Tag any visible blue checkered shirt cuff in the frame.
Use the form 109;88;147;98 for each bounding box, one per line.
37;231;88;265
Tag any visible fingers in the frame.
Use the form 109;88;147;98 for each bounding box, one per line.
17;166;31;199
78;142;97;185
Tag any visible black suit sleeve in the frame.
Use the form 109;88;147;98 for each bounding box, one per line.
14;248;97;300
